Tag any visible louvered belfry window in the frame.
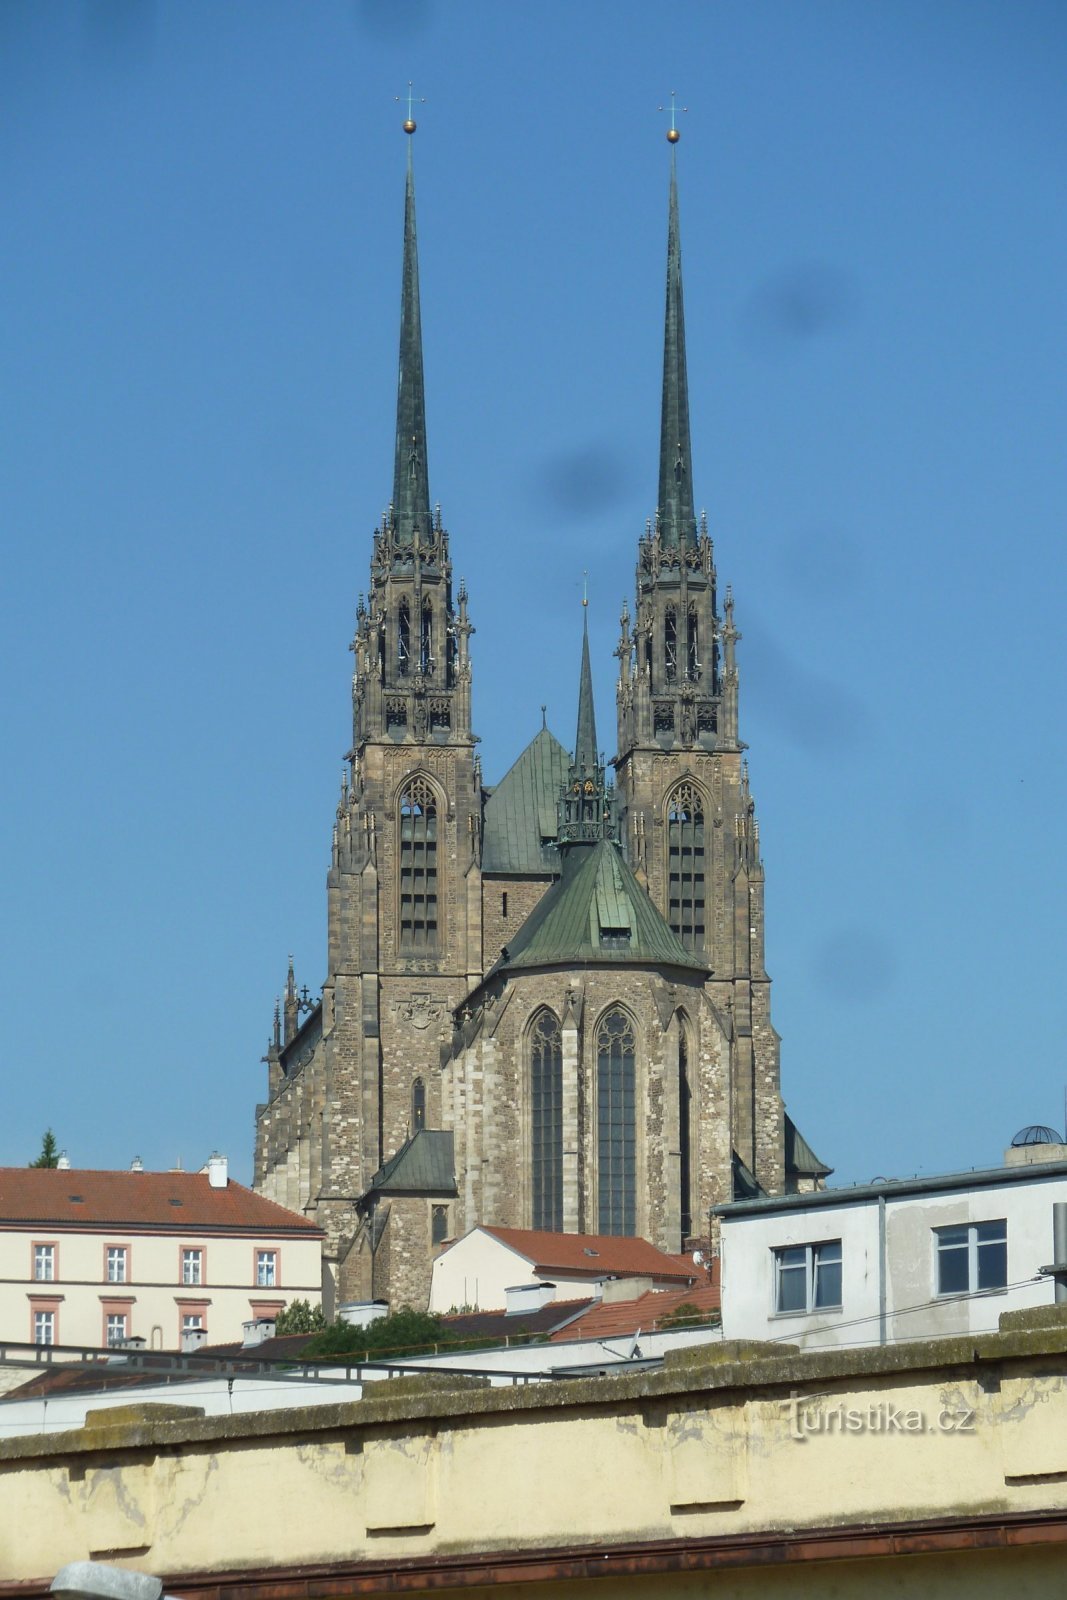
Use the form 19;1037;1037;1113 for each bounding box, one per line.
667;782;705;950
530;1010;563;1231
597;1009;636;1236
398;778;438;951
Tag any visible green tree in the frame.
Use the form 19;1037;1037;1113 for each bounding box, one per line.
273;1298;327;1336
302;1307;461;1362
29;1130;60;1168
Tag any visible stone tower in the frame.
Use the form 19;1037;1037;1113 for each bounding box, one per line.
255;135;483;1307
614;150;783;1198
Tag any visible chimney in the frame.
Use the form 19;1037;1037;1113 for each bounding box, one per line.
131;1156;144;1172
56;1152;71;1170
181;1326;208;1354
207;1153;228;1189
242;1317;277;1347
504;1281;558;1316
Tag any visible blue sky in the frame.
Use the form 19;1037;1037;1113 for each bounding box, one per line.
2;1;1065;1189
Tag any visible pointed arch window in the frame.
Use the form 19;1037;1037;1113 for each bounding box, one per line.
597;1009;636;1236
687;606;700;681
678;1020;693;1246
664;607;678;681
398;599;411;676
421;599;433;674
398;778;438;952
667;782;705;951
530;1011;563;1231
412;1077;426;1131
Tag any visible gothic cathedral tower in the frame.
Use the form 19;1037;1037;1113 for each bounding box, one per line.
255;134;483;1305
615;150;784;1197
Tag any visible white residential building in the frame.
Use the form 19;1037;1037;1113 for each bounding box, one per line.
0;1160;323;1350
429;1225;696;1313
716;1157;1067;1350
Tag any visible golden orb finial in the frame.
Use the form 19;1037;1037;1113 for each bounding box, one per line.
666;126;680;144
396;82;425;137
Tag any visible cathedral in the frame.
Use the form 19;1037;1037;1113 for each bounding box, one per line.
253;127;829;1312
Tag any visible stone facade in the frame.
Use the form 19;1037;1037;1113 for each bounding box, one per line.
254;142;815;1310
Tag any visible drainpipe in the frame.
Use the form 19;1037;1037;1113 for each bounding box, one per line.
1054;1204;1067;1304
878;1193;887;1346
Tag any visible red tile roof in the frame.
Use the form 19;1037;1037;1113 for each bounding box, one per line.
0;1169;323;1234
549;1281;721;1343
481;1226;696;1283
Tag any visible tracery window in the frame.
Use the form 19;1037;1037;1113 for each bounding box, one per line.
398;600;411;676
597;1008;636;1236
667;782;705;951
678;1021;693;1246
530;1010;563;1231
687;606;700;680
398;778;438;952
421;599;434;674
412;1077;426;1131
664;607;678;680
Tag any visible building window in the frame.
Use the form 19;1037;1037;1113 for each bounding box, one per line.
687;605;700;680
33;1244;55;1283
256;1250;278;1288
398;778;438;951
666;782;705;951
181;1312;204;1335
530;1010;563;1231
34;1309;56;1346
106;1312;128;1347
431;1204;448;1246
421;598;433;673
597;1008;636;1236
398;599;411;675
936;1221;1007;1295
678;1023;692;1246
412;1077;426;1131
664;606;678;680
107;1246;127;1284
774;1241;842;1314
182;1248;203;1286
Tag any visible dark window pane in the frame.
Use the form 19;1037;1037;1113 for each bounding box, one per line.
938;1241;970;1295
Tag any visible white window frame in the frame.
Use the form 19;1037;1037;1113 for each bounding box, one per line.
773;1239;843;1315
182;1248;203;1287
34;1309;55;1345
935;1219;1008;1296
256;1250;278;1288
34;1244;55;1283
107;1246;128;1284
181;1312;204;1332
106;1312;128;1347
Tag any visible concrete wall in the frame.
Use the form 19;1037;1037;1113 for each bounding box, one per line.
5;1316;1067;1593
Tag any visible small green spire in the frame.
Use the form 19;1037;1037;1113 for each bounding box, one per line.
574;601;598;775
657;151;698;550
391;149;432;547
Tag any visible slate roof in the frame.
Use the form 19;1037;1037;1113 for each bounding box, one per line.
438;1298;595;1342
367;1130;457;1197
548;1279;721;1342
480;1226;697;1284
784;1114;833;1178
0;1169;322;1234
491;837;706;975
481;727;569;875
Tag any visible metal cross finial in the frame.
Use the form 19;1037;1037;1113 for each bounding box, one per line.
658;91;688;143
582;570;589;608
396;81;426;133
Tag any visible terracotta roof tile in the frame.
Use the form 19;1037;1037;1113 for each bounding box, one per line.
0;1169;322;1234
482;1226;696;1283
549;1280;721;1342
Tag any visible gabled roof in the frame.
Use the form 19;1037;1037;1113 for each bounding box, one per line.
0;1169;322;1235
439;1298;595;1342
491;838;706;975
482;727;569;875
481;1226;696;1284
784;1113;833;1178
367;1130;457;1197
548;1279;721;1343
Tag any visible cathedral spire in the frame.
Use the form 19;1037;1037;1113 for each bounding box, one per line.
657;150;697;550
574;600;598;775
390;136;432;548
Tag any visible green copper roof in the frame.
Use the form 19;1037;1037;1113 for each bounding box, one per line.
657;152;698;551
391;150;432;546
369;1129;457;1196
784;1114;833;1178
574;611;597;773
494;837;706;974
482;727;569;875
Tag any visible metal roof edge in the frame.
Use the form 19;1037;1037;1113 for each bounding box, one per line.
715;1159;1067;1218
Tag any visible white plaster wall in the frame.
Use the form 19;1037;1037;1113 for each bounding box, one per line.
429;1230;602;1311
